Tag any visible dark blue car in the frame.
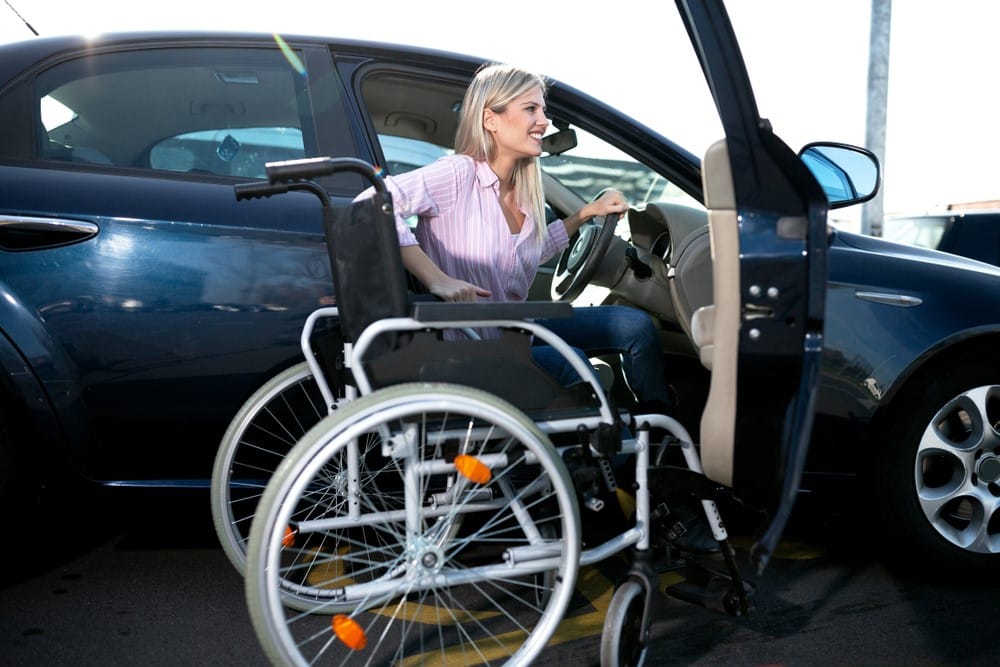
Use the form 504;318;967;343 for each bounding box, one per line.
1;16;998;578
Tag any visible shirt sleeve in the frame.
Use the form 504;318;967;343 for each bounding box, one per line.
353;156;470;247
539;219;571;263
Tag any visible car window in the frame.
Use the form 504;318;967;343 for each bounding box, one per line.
149;127;306;178
378;134;451;174
882;215;948;250
34;47;319;177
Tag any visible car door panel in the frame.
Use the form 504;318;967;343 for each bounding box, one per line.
0;165;339;480
679;0;829;570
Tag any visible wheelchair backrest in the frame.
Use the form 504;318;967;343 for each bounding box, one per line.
322;191;410;358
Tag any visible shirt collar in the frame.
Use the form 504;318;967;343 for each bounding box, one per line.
474;160;500;191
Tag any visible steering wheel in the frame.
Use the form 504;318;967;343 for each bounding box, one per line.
550;193;622;301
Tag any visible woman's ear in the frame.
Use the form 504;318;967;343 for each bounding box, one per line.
482;108;497;133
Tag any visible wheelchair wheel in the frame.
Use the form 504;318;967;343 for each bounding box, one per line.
601;580;649;667
211;362;329;574
245;382;581;667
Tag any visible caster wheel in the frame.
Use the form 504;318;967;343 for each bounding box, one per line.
601;579;648;667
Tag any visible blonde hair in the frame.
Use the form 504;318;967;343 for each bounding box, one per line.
454;63;549;241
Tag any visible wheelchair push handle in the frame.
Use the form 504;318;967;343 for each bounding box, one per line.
233;180;289;201
234;157;386;205
265;157;387;194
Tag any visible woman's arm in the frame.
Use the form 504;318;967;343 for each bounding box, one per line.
400;245;491;302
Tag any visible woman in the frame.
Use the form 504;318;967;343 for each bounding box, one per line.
366;62;671;412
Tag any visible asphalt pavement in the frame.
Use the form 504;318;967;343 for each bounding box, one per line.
2;491;997;666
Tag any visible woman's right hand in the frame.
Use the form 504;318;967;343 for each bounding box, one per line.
400;245;491;302
428;275;492;302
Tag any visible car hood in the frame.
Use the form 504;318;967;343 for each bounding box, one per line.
833;227;1000;277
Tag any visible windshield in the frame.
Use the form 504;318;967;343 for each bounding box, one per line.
538;127;698;208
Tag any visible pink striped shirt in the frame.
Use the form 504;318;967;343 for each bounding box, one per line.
379;154;570;302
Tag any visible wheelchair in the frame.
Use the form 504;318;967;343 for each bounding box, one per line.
222;156;763;666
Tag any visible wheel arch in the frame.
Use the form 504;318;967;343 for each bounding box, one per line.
0;326;72;514
0;327;64;438
0;277;121;479
868;329;1000;439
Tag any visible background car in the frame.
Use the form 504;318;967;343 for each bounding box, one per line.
882;208;1000;267
1;24;998;577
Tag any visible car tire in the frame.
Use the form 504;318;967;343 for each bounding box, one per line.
873;350;1000;577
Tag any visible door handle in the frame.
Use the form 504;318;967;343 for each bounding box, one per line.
0;215;100;250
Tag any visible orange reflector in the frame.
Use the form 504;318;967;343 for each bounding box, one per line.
282;525;296;548
454;454;491;485
333;614;367;650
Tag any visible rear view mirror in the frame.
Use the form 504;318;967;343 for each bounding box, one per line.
542;129;577;156
799;142;880;209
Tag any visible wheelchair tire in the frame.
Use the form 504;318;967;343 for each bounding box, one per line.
211;362;328;575
245;382;581;667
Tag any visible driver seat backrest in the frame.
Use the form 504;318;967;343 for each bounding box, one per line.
697;139;740;488
668;224;712;363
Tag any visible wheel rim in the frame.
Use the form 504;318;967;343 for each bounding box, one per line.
915;384;1000;555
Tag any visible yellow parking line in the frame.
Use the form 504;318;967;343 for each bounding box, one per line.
303;518;823;664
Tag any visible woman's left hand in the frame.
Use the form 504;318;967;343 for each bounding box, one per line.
587;188;628;220
563;188;629;236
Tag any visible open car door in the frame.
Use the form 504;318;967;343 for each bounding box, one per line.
678;0;840;573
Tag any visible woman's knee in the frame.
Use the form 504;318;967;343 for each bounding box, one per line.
607;306;659;350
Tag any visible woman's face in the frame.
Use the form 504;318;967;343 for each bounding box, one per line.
486;86;550;161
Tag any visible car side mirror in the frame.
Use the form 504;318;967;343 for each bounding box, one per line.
798;142;880;209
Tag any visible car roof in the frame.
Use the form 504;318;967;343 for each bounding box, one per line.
0;29;702;197
0;31;486;85
0;31;489;168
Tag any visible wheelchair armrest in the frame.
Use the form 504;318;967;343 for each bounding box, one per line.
410;300;572;323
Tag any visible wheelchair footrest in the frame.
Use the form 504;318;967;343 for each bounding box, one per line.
662;556;756;617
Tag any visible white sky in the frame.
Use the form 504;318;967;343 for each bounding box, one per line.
2;0;998;215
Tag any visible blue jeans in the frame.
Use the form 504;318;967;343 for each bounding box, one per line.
530;305;671;406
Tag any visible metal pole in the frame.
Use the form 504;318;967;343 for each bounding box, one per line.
862;0;891;236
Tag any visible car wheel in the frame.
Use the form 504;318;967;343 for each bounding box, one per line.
874;354;1000;576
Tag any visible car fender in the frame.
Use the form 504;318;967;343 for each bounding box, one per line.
0;280;85;452
810;236;1000;474
872;324;1000;415
822;305;1000;413
0;323;73;472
